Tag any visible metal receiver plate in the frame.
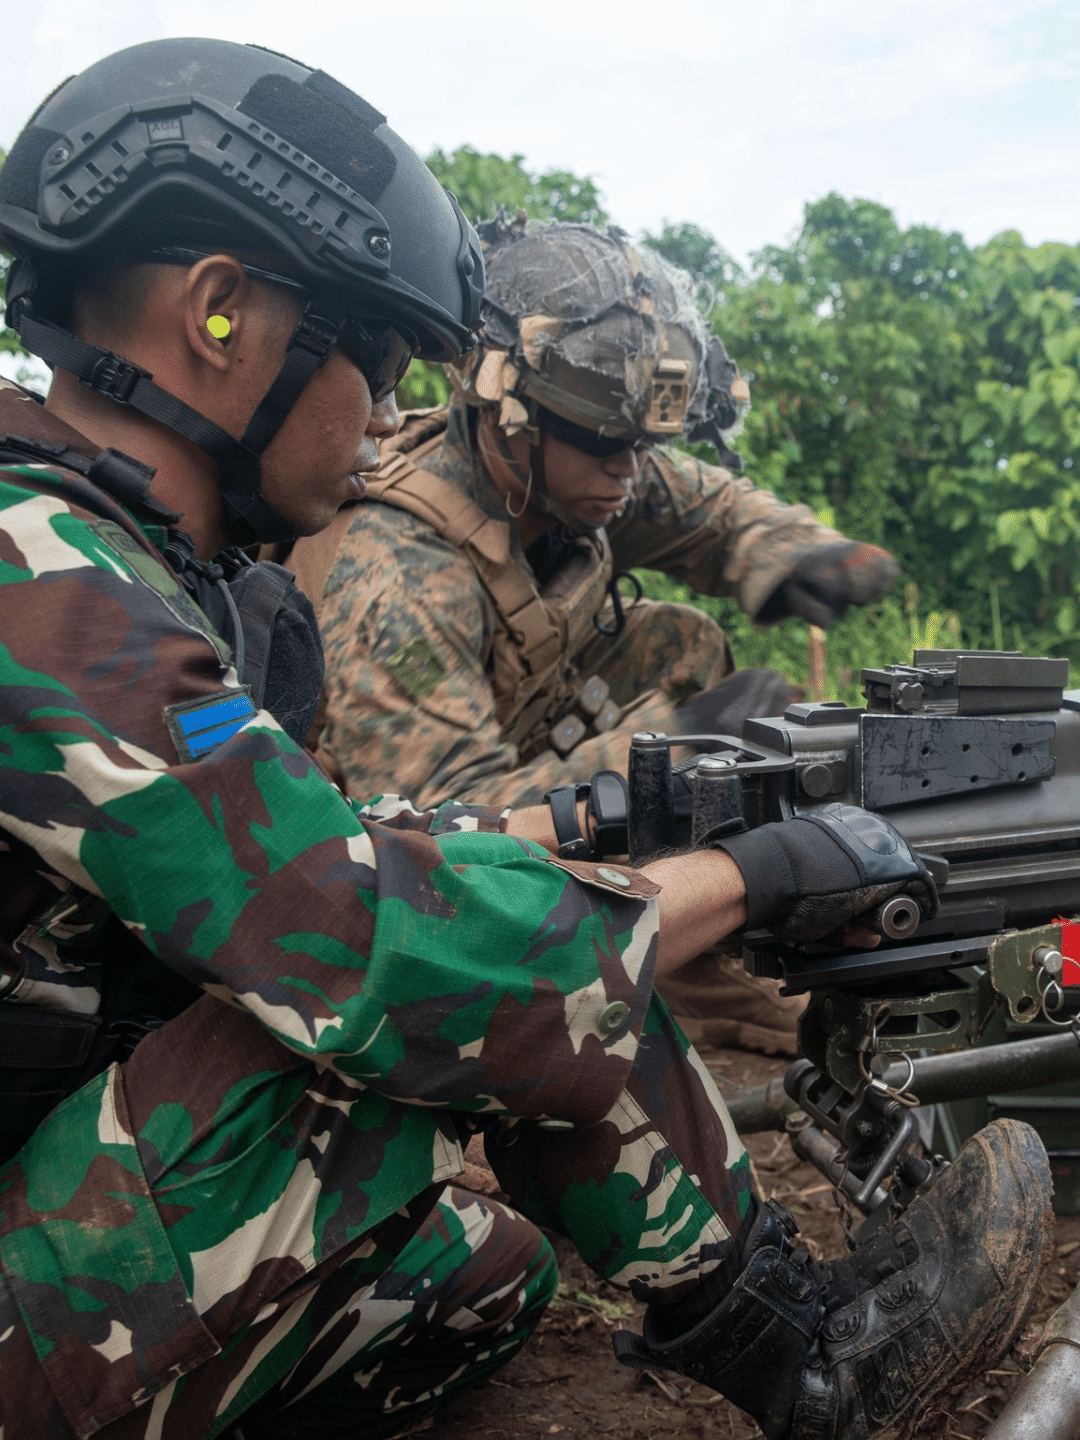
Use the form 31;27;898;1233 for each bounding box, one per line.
859;713;1055;808
808;976;995;1096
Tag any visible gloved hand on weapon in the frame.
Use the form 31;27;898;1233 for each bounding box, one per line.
711;801;939;945
757;541;899;626
512;798;935;962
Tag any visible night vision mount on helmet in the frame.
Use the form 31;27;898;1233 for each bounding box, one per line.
0;38;484;544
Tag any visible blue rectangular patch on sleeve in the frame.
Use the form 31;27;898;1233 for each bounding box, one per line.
164;687;257;763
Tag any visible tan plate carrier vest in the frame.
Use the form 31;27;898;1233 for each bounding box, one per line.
288;411;614;760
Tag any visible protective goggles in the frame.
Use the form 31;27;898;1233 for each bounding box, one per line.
149;248;416;402
539;406;645;459
335;317;415;402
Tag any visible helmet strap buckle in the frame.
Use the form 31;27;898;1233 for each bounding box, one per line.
86;352;153;406
289;310;339;363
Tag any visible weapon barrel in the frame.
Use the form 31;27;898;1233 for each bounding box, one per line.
883;1028;1080;1105
984;1281;1080;1440
725;1030;1080;1133
724;1076;796;1132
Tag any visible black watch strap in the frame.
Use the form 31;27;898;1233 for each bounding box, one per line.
545;783;593;861
588;770;629;858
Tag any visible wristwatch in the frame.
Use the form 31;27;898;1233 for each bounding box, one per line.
587;770;629;858
545;783;593;860
546;773;631;861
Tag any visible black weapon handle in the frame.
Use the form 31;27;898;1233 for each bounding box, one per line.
627;731;794;864
628;734;675;864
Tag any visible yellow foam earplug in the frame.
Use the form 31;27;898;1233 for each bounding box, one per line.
206;314;231;339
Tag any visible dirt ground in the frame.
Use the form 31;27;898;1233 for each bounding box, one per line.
430;1044;1079;1440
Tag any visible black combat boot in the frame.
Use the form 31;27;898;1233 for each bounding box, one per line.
614;1119;1052;1440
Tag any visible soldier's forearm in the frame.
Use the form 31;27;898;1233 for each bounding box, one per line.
503;809;879;983
507;807;750;972
507;808;751;976
645;850;749;977
504;800;589;852
636;848;878;978
609;451;845;619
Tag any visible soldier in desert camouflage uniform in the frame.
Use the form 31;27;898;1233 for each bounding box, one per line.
308;217;900;813
0;38;1051;1440
296;218;899;1054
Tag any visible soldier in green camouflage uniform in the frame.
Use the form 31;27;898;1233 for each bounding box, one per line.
0;39;1051;1440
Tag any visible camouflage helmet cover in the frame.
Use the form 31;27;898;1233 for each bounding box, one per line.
450;212;748;461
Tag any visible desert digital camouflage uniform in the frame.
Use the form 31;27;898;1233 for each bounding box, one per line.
314;403;844;811
0;393;754;1438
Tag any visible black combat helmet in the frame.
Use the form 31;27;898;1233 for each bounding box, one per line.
0;38;485;543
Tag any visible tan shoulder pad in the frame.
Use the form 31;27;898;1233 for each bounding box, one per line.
377;406;450;462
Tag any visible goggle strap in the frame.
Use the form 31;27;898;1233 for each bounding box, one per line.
540;407;638;459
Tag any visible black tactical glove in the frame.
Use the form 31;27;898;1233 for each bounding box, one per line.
757;541;899;626
713;802;938;944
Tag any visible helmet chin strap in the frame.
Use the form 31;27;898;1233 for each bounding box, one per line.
477;407;600;537
476;410;534;519
8;269;346;547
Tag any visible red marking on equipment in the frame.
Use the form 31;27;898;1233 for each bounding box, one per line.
1056;918;1080;986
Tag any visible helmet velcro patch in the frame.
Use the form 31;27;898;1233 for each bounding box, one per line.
238;73;396;203
0;125;62;210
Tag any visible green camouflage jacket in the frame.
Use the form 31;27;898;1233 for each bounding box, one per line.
317;403;842;808
0;386;660;1433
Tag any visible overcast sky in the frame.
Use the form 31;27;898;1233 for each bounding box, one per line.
1;0;1077;266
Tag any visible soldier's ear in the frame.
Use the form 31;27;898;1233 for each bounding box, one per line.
182;256;251;372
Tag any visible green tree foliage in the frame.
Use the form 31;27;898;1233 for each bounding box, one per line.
0;149;24;372
0;282;20;364
637;570;960;704
641;196;1080;684
639;219;742;300
425;146;607;227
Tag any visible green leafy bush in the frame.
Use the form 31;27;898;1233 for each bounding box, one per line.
645;196;1080;674
635;569;961;706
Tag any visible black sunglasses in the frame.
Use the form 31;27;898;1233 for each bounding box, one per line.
538;406;643;459
148;247;416;403
335;318;415;403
